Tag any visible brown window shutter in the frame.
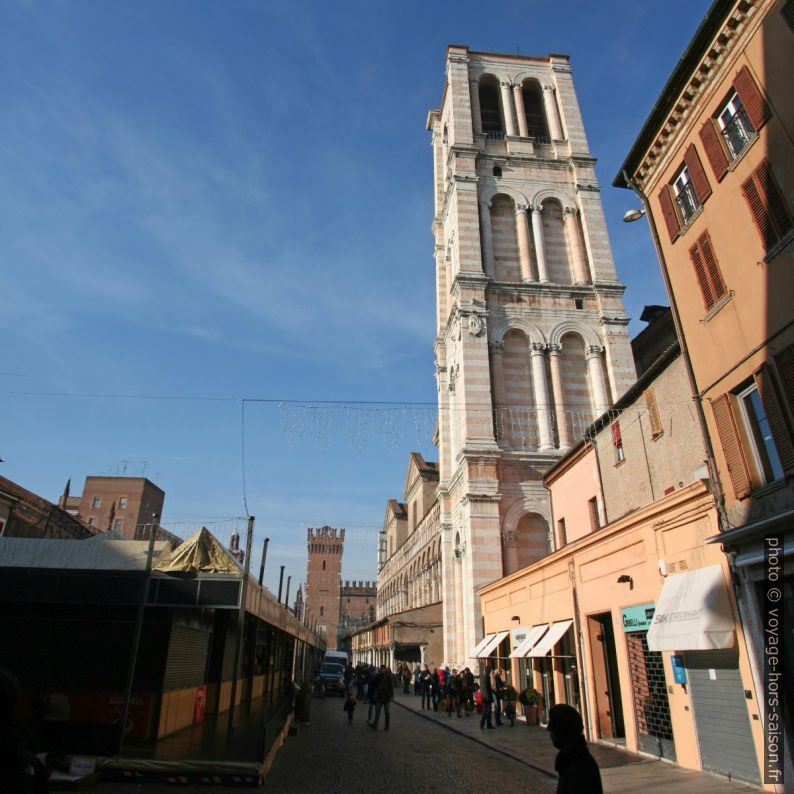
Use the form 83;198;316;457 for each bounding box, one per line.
699;231;727;302
734;65;770;131
711;394;752;499
658;185;680;243
742;173;776;250
754;365;794;474
689;238;715;309
644;388;663;437
755;160;794;242
684;144;712;204
699;118;729;182
773;344;794;418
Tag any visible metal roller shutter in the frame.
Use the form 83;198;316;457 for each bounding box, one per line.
685;648;760;784
163;625;210;691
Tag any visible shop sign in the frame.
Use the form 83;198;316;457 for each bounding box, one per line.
621;603;655;633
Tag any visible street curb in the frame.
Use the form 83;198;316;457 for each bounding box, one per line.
392;699;556;782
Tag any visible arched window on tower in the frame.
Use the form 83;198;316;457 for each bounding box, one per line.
320;605;324;616
521;80;549;141
479;76;503;134
322;559;326;571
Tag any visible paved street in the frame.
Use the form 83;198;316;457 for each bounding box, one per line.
85;688;762;793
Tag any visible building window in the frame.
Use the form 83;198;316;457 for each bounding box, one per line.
588;497;600;532
612;421;625;464
658;145;711;242
493;165;502;177
118;497;127;509
644;388;663;438
92;497;101;509
479;77;503;134
741;160;794;253
87;517;96;526
113;519;123;531
322;560;326;571
688;230;727;311
320;606;324;617
716;92;755;160
700;66;769;181
712;368;794;499
672;166;699;225
557;518;567;547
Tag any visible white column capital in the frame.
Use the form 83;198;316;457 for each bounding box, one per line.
470;78;480;87
488;340;504;355
499;79;513;88
546;343;562;356
586;344;604;359
529;202;544;214
563;205;579;217
513;203;529;216
530;341;547;356
542;83;556;92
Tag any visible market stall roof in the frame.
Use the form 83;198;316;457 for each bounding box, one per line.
478;630;510;658
0;536;171;570
526;620;573;658
647;564;735;651
510;625;549;658
154;527;241;574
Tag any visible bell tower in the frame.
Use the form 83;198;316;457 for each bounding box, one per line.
305;525;344;649
427;46;636;667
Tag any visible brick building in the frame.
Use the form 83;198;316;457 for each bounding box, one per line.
60;476;165;538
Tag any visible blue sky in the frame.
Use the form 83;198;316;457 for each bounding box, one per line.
1;0;711;593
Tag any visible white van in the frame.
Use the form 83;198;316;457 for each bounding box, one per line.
323;650;349;667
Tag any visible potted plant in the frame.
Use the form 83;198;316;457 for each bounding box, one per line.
518;687;540;725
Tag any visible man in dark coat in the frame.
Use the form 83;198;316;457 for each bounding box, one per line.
547;704;603;794
367;664;394;731
479;665;494;729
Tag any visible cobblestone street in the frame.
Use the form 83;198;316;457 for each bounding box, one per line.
262;694;557;794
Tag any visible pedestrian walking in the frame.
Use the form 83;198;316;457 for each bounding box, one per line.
343;690;356;726
401;664;411;694
413;664;421;696
419;665;432;710
479;665;495;730
446;669;462;717
367;664;394;731
547;704;603;794
493;667;505;726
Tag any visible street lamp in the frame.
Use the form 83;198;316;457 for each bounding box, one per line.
622;208;645;223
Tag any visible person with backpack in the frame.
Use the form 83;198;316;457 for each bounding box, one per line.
367;664;394;731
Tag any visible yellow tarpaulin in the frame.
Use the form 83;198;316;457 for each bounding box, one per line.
154;527;241;574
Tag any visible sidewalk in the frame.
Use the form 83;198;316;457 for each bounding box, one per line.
392;691;761;793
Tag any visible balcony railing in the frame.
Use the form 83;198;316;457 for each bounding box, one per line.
674;182;700;225
720;108;755;160
485;130;505;140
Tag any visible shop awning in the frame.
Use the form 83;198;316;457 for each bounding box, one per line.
510;624;549;658
469;634;496;659
477;630;510;658
647;564;735;651
526;620;573;658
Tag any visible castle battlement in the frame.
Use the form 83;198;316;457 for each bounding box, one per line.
341;579;376;594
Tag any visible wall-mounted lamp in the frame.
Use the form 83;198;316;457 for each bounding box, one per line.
617;574;634;590
622;208;645;223
511;615;521;622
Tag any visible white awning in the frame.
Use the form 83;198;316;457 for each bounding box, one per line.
647;565;735;651
526;620;573;658
510;625;549;658
477;630;510;658
469;634;496;659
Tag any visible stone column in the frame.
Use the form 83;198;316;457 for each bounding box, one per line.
499;80;517;136
512;83;528;137
470;80;482;135
530;204;550;282
547;344;571;449
514;204;534;281
543;83;563;140
564;206;589;284
489;341;506;441
479;200;494;278
530;343;555;451
586;345;610;414
389;645;395;671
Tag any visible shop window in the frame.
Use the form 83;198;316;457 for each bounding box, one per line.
658;145;711;242
612;421;625;464
688;230;727;311
741;159;794;254
711;368;794;499
699;66;769;181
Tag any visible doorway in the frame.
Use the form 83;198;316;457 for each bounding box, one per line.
587;612;625;741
